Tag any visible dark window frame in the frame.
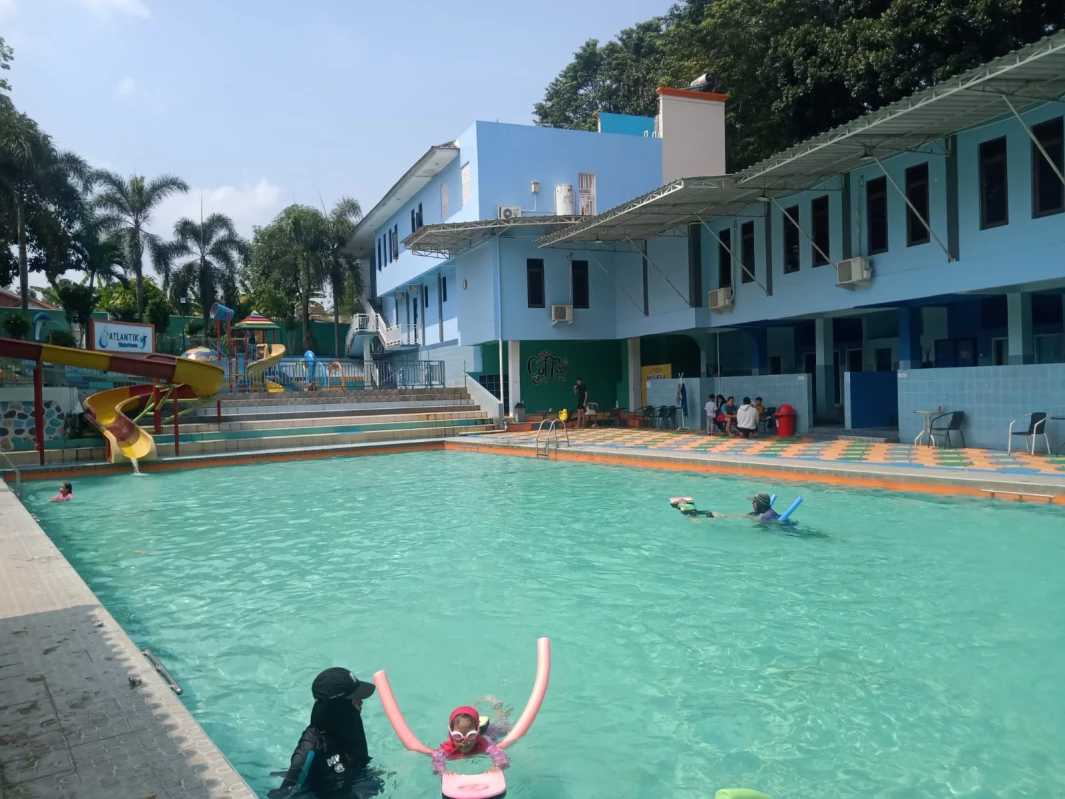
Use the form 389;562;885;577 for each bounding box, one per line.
783;205;800;273
866;177;889;254
905;163;931;246
717;227;732;289
571;260;589;309
441;276;448;303
1031;117;1064;218
377;239;382;271
979;136;1009;229
811;195;830;266
417;202;424;228
411;209;417;234
393;224;399;258
526;258;545;309
740;221;756;284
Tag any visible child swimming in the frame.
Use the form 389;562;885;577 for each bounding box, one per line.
431;706;510;776
50;482;73;502
669;496;713;517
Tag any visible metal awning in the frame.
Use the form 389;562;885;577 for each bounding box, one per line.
541;30;1065;246
404;215;582;258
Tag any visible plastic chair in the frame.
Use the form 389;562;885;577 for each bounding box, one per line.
1008;412;1049;455
930;411;965;448
603;407;622;428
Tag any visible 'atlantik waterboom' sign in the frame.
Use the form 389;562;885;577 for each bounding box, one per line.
90;320;155;354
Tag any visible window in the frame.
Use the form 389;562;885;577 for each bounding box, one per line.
783;205;800;272
417;202;423;228
526;259;545;308
717;228;732;289
393;224;399;259
740;221;755;284
811;196;830;266
571;260;589;309
866;177;889;254
578;172;597;215
1032;117;1064;217
377;239;382;271
460;163;471;208
441;182;450;220
410;209;417;234
905;163;930;246
979;136;1008;228
441;276;448;303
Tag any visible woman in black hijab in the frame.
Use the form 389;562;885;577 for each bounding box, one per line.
269;668;382;799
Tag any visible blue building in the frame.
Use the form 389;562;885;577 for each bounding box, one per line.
349;33;1065;450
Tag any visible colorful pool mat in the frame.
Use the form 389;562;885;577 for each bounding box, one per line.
477;428;1065;476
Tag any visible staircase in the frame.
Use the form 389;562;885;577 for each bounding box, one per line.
345;297;415;356
152;387;495;458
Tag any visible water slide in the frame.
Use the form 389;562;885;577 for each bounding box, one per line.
0;337;224;463
247;344;286;392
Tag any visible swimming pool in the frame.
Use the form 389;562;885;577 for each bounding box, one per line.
25;451;1065;798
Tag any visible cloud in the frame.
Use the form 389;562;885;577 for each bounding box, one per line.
115;76;138;98
152;179;284;242
77;0;150;18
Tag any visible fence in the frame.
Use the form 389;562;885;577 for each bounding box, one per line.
371;359;445;389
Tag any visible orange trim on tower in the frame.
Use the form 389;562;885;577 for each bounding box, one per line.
656;87;730;103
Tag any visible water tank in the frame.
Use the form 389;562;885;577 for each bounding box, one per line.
555;184;575;216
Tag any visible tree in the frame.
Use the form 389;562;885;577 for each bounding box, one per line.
92;170;189;321
0;36;14;106
0;105;86;309
51;279;98;347
319;197;362;357
73;214;127;292
146;296;172;338
535;0;1065;169
162;212;248;332
97;275;169;322
1;310;29;339
250;205;328;352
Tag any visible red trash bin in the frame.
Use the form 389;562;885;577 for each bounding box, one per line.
776;403;797;437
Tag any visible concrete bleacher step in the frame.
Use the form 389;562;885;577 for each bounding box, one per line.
154;421;496;457
163;410;489;437
189;401;479;424
217;388;467;408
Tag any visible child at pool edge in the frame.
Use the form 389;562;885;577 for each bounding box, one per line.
50;482;73;501
431;706;510;777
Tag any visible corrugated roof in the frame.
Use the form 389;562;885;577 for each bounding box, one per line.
404;215;583;258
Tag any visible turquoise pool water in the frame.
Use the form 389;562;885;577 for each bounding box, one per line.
25;452;1065;798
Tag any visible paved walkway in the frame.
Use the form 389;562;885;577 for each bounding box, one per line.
0;483;254;799
484;428;1065;477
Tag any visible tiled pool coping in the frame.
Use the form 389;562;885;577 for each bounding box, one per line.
0;483;256;799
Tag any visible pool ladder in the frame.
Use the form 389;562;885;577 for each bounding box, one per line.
0;449;20;500
535;419;570;458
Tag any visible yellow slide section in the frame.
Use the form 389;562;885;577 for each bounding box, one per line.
0;337;225;465
248;344;286;393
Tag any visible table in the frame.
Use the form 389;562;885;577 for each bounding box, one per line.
913;409;939;446
1053;416;1065;455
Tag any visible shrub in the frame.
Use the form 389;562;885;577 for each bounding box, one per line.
1;311;30;339
49;329;77;348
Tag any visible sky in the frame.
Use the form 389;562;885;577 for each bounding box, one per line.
2;0;675;280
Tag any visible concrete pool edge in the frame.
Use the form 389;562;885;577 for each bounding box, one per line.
445;436;1065;503
0;482;257;799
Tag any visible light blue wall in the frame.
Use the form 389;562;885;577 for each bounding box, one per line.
455;242;497;345
897;363;1065;451
498;237;617;341
473;121;661;217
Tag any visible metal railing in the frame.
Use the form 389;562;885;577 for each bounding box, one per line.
346;310;414;353
369;359;445;389
535;418;570;458
0;448;21;500
271;359;367;391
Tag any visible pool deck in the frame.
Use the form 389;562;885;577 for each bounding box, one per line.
0;483;256;799
450;429;1065;501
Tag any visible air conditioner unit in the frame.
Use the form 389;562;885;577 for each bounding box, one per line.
550;304;573;325
708;287;733;313
498;205;522;220
836;257;872;288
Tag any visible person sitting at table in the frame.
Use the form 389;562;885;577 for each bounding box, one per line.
735;397;759;439
723;396;738;436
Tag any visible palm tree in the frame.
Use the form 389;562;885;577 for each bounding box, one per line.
92;170;189;321
320;197;363;356
164;212;248;332
76;217;127;292
0;105;81;309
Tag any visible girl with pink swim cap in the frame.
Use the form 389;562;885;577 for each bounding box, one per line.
431;705;510;777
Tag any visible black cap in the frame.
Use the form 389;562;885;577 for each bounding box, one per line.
312;668;375;702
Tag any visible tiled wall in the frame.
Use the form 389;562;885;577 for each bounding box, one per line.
0;387;81;452
646;374;813;434
897;364;1065;450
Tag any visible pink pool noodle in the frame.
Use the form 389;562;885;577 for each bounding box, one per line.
372;670;433;755
499;637;550;749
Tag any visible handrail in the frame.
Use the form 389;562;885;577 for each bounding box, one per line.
535;418;569;457
0;448;21;500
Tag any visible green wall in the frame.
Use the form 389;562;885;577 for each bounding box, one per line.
519;340;624;412
640;334;701;376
